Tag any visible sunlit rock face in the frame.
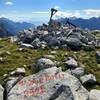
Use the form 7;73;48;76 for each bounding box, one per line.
7;67;89;100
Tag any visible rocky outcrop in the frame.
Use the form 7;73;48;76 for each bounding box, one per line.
89;89;100;100
71;67;85;78
66;37;82;50
7;67;89;100
10;68;26;76
64;57;78;69
31;38;46;49
2;56;99;100
36;58;55;70
80;74;96;85
5;76;23;95
96;51;100;64
0;85;3;100
18;25;96;51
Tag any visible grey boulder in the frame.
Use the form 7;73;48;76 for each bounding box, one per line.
7;67;89;100
80;74;96;85
48;37;60;47
31;38;47;49
95;38;100;48
65;57;78;69
96;51;100;64
71;67;85;78
66;37;82;50
0;85;4;100
5;76;23;94
89;89;100;100
31;38;41;48
37;58;55;70
10;68;26;76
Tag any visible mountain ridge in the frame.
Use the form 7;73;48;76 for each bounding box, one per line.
0;17;35;38
59;17;100;30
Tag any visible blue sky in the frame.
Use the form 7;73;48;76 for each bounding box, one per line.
0;0;100;22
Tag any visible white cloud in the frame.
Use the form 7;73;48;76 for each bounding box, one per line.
84;9;100;17
31;10;81;18
54;6;60;10
5;1;13;5
32;11;50;14
2;9;100;22
55;11;81;18
0;14;7;18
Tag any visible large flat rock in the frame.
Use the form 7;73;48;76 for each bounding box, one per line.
7;67;89;100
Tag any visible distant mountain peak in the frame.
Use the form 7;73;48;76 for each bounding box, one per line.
0;17;35;38
69;16;78;20
59;17;100;30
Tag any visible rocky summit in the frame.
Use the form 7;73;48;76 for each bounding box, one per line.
18;26;96;51
0;21;100;100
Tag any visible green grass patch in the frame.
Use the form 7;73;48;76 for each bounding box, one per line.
0;38;100;89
